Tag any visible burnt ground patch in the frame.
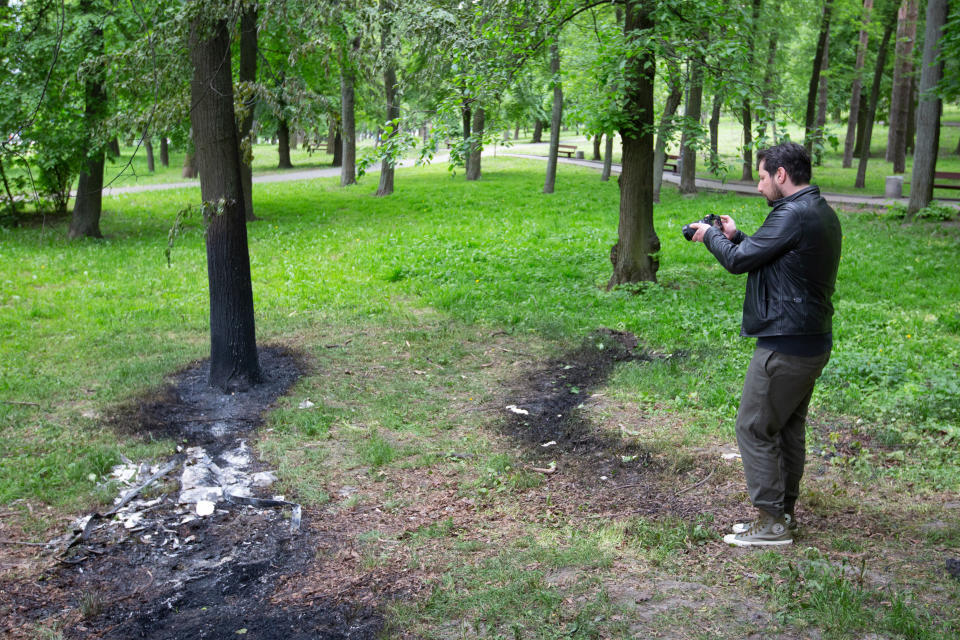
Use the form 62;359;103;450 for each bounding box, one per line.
2;346;384;639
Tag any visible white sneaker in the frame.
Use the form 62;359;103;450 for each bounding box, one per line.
732;513;796;534
723;516;793;547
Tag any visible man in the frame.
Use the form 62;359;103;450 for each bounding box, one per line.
689;142;841;547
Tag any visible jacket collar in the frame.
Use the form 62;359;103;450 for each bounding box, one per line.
771;185;819;207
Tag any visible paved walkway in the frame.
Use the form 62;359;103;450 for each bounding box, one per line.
501;153;960;210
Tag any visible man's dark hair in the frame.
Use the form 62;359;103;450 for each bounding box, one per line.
757;142;811;185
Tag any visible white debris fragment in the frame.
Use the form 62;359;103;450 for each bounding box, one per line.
721;452;741;460
541;441;557;448
196;501;216;517
122;512;145;529
252;471;277;487
506;405;529;415
298;399;315;409
110;463;140;484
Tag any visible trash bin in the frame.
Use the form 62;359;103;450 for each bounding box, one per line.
575;151;585;159
885;175;903;198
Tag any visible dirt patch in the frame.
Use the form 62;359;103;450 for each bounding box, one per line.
2;346;385;639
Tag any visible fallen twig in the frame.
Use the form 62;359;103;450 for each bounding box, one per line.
674;466;717;496
530;462;557;474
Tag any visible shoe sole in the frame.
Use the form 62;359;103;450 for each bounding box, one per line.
723;533;793;546
732;523;798;534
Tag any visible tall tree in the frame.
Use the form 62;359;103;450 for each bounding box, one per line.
601;132;613;181
160;136;170;167
843;0;873;168
855;5;897;188
653;61;682;202
466;106;485;181
376;0;399;197
887;0;918;173
189;5;260;391
813;36;830;165
740;0;762;181
907;0;948;217
804;0;833;155
608;2;658;286
679;58;703;195
237;1;258;221
543;41;562;194
69;0;107;240
340;36;360;186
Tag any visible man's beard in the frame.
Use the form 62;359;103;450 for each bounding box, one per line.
765;183;785;206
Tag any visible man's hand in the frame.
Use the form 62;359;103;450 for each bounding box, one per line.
720;215;737;240
689;222;708;243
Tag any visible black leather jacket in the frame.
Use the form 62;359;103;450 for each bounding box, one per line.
703;185;842;337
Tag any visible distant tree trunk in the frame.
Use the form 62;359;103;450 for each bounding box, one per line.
144;136;155;172
843;0;873;168
813;36;830;165
182;151;198;178
804;0;833;155
532;120;543;143
277;118;293;169
467;106;485;181
679;59;703;195
461;102;472;175
377;50;399;197
905;78;917;154
653;63;682;202
69;0;106;240
188;12;260;391
888;0;918;173
856;10;896;188
332;126;343;167
108;137;120;157
759;32;778;141
741;0;761;181
608;3;659;287
326;121;335;154
543;42;563;194
592;135;602;161
340;39;359;187
289;133;297;151
709;92;721;160
238;3;257;221
160;136;169;167
601;133;614;181
907;0;947;217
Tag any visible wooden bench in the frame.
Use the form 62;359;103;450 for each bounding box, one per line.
933;171;960;190
664;154;679;173
558;144;577;158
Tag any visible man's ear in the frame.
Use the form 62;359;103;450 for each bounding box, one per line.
775;166;788;184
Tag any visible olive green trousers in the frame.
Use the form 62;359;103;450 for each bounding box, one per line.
735;347;831;518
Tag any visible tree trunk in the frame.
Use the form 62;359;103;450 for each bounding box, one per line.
759;32;778;142
653;62;682;202
340;41;358;187
804;0;833;155
182;151;198;178
888;0;918;173
332;126;343;167
277;118;293;169
907;0;947;217
843;0;873;168
905;77;917;154
709;92;721;161
543;42;563;194
679;59;703;195
238;2;257;221
461;102;472;174
467;106;485;181
740;0;761;181
326;120;336;154
376;54;399;197
108;137;120;157
592;135;602;161
856;10;897;188
69;0;106;240
144;136;155;172
601;133;614;181
813;36;830;165
514;126;519;140
188;12;260;391
160;136;169;167
532;120;543;143
608;3;659;287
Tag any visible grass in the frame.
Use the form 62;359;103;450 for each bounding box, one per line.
2;157;959;637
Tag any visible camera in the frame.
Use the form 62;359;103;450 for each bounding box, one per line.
682;213;724;241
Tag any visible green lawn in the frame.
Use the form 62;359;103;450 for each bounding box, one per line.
2;158;958;637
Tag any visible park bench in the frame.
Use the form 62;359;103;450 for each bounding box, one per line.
933;171;960;190
558;144;577;158
664;154;679;173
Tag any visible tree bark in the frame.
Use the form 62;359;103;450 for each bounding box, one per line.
238;2;257;221
888;0;918;173
189;11;260;391
326;120;336;154
679;59;703;195
277;118;293;169
804;0;833;155
376;53;399;196
905;77;917;154
532;119;543;143
340;39;359;186
182;151;198;178
856;10;897;188
466;106;484;181
813;36;830;165
853;96;868;156
592;135;602;161
601;133;613;181
332;125;343;167
907;0;947;217
759;32;778;141
144;136;155;172
461;102;472;174
108;137;120;157
543;42;563;194
653;63;682;202
741;0;761;181
69;0;106;240
709;92;721;161
608;3;659;287
843;0;873;168
160;136;169;167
